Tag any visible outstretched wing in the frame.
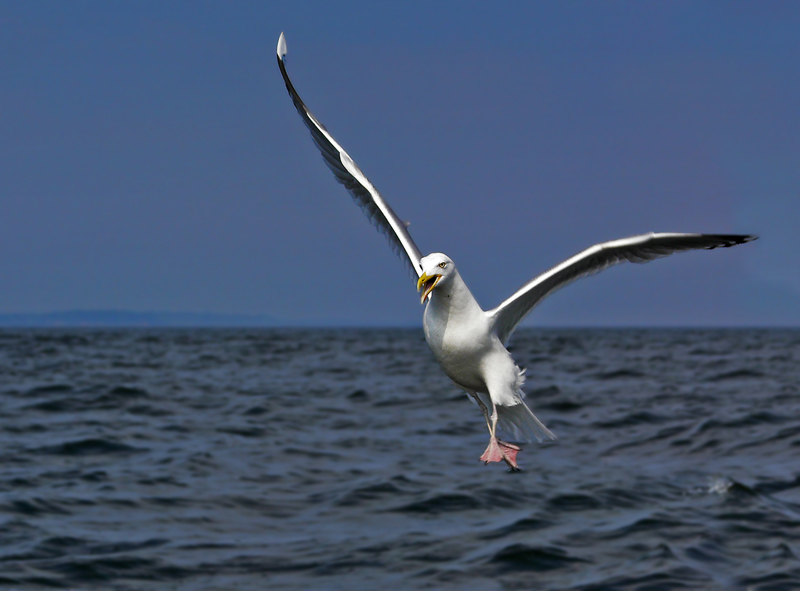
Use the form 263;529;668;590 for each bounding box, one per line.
276;33;423;277
488;233;757;344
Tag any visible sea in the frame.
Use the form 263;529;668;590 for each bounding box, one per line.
0;328;798;591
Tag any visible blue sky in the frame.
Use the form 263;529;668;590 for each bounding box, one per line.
2;1;798;325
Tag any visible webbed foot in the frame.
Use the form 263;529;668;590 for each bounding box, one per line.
480;437;520;471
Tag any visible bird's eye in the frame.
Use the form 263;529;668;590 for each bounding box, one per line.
438;262;447;269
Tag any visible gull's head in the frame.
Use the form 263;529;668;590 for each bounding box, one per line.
417;253;455;304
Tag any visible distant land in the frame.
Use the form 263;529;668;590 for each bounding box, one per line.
0;310;285;327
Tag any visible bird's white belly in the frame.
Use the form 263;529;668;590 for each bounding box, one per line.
423;302;494;392
437;338;490;391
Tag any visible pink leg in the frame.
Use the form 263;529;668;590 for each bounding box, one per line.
480;436;520;470
470;392;522;470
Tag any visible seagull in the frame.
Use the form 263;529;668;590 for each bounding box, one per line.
276;33;757;470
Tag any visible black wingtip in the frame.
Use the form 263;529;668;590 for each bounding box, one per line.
714;234;758;249
733;234;758;245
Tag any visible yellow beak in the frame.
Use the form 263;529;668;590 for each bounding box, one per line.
417;272;442;304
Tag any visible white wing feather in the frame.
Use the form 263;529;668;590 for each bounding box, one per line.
276;33;423;277
489;232;757;344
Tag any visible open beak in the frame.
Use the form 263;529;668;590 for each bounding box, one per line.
416;272;442;304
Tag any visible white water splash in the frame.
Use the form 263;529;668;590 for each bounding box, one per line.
708;476;733;495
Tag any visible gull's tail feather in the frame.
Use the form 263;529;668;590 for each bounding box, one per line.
497;399;556;443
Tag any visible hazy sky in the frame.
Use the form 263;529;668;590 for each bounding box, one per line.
2;1;798;326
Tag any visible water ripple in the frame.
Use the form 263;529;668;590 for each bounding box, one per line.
0;327;797;590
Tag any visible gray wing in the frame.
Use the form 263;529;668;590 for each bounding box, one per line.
276;33;423;278
488;232;757;344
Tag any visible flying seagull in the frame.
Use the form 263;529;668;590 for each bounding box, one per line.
276;33;756;470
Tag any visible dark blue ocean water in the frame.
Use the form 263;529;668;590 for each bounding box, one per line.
0;328;799;590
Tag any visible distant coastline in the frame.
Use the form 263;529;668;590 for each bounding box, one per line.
0;310;284;327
